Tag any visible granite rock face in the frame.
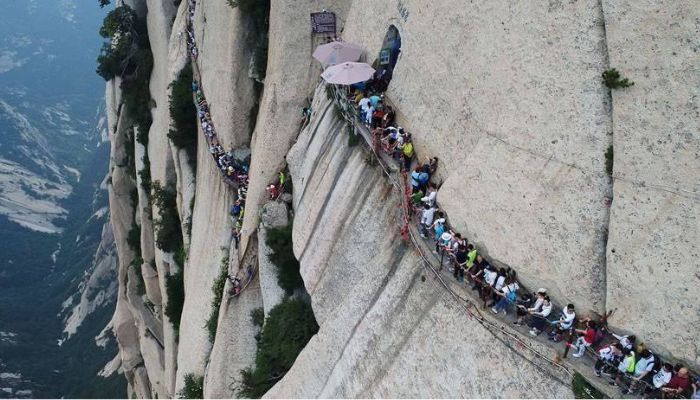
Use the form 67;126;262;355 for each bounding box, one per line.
267;89;573;398
104;0;699;397
603;0;700;369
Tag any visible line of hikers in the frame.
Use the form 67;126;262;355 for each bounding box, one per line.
185;0;254;295
336;85;698;399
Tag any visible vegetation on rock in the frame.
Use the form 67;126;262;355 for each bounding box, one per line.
205;257;229;343
178;373;204;399
226;0;270;81
604;145;614;176
168;64;198;169
165;270;185;336
250;307;264;327
572;372;607;399
151;181;183;254
265;223;304;295
602;68;634;89
238;297;319;398
96;4;154;135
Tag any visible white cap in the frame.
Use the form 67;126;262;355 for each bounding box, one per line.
537;288;547;294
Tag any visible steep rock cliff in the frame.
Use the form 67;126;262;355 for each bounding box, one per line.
104;0;699;397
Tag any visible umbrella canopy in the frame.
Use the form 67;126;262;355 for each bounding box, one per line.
321;62;375;85
313;41;363;66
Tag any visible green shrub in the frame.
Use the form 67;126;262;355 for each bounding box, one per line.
238;298;318;398
96;4;154;134
178;373;203;399
604;145;613;176
138;153;152;204
250;307;264;327
348;131;360;147
168;64;197;168
572;372;607;399
226;0;269;80
165;270;184;335
205;258;229;343
602;68;634;89
122;45;154;135
151;181;184;253
265;224;303;295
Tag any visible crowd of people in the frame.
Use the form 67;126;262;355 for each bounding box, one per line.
336;80;698;398
185;0;254;295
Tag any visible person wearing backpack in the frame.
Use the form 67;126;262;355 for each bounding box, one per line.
612;348;636;387
595;343;623;376
626;349;657;394
491;278;520;315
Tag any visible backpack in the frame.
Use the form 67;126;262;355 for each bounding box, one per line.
506;289;517;303
649;354;662;374
626;354;636;373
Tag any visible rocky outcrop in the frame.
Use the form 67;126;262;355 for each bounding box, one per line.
61;221;119;339
239;0;353;253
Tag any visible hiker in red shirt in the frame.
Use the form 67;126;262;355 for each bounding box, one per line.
570;320;597;358
662;367;690;398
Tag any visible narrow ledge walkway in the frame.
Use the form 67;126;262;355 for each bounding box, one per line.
327;83;652;399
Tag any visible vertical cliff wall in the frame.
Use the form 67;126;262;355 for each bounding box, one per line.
602;0;700;366
103;0;699;397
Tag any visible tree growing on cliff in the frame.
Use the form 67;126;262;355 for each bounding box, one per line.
602;68;634;89
167;64;198;169
151;181;183;254
238;298;319;398
265;223;304;295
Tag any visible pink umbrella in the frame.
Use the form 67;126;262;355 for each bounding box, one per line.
321;62;375;85
313;41;363;66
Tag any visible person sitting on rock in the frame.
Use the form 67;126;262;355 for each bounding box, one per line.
594;342;623;377
643;363;673;398
527;296;553;336
611;348;636;387
548;303;576;342
569;320;597;358
515;288;546;326
611;332;637;352
626;349;657;394
661;367;691;398
491;277;519;315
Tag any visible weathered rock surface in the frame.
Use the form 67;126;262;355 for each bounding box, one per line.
603;0;700;369
61;221;119;339
268;89;572;398
257;201;289;315
105;0;699;397
239;0;352;254
344;0;613;314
